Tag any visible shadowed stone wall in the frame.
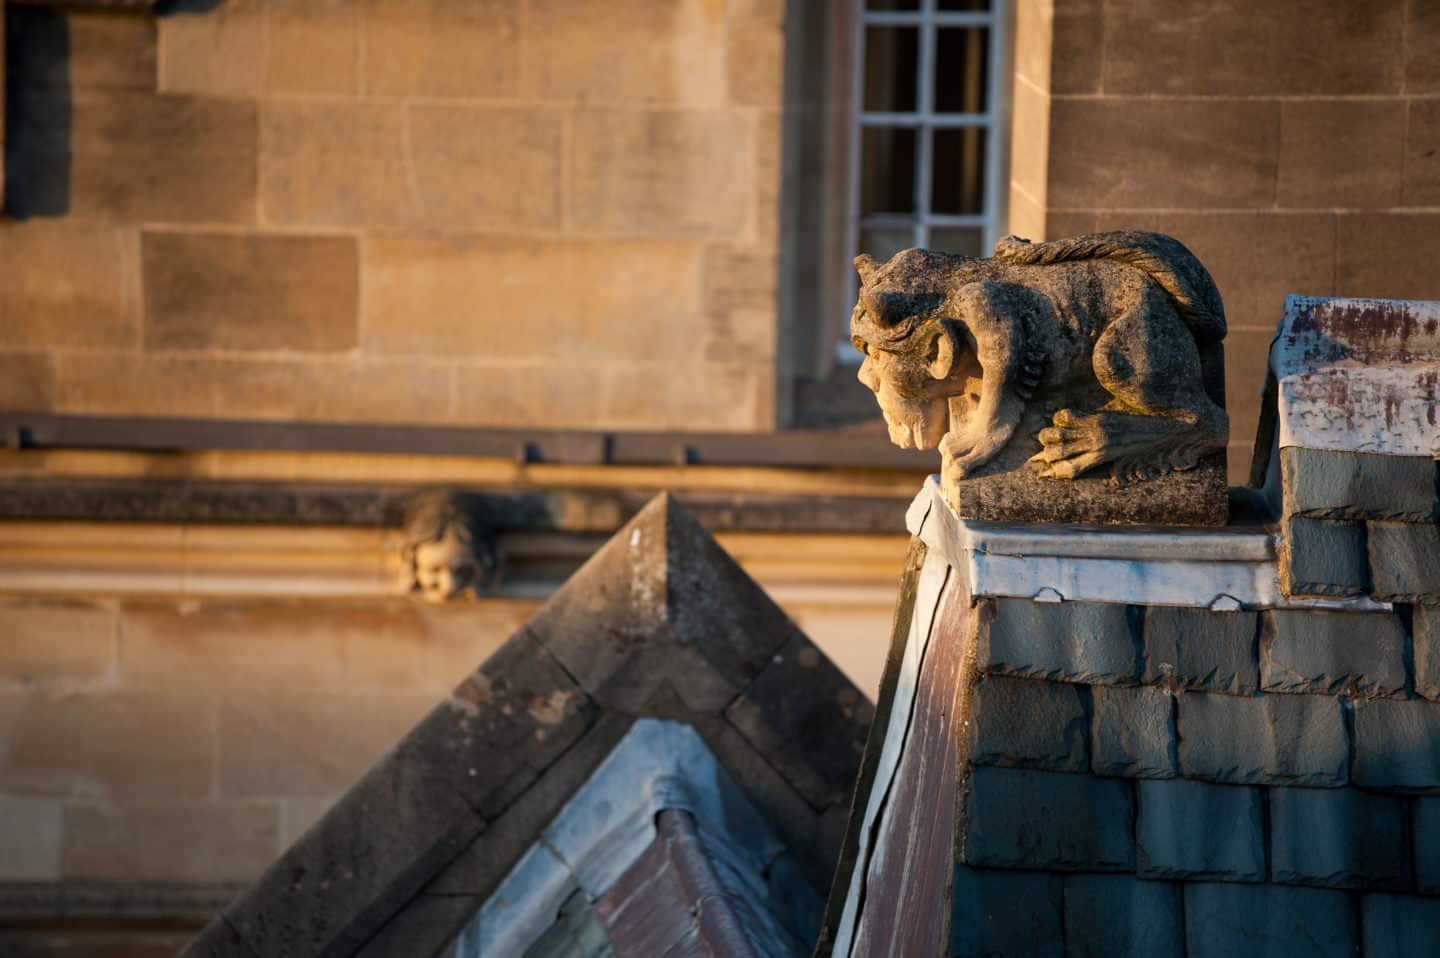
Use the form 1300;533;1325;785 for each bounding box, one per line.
0;0;784;431
1010;0;1440;482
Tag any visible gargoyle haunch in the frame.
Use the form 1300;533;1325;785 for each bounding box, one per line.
851;231;1228;488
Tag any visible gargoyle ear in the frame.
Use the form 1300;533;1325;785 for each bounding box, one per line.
926;320;960;380
854;254;880;285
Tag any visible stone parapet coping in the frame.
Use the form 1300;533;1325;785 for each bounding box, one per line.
909;477;1389;612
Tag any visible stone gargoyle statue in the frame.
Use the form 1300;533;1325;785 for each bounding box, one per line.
401;490;504;603
851;230;1230;525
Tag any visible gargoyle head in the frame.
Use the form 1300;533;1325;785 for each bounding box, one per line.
402;491;503;603
850;249;983;450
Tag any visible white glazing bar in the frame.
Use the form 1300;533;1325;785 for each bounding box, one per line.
984;0;1007;249
858;112;994;127
862;10;993;27
915;0;937;248
842;0;868;354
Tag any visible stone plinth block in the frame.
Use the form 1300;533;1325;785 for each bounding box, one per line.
1184;883;1357;958
1362;895;1440;958
1368;520;1440;603
1178;692;1347;786
1417;606;1440;702
1260;609;1407;698
980;598;1137;685
1141;606;1258;694
1136;779;1262;882
1352;698;1440;791
850;232;1231;527
1281;517;1369;598
1281;447;1438;521
1063;875;1183;958
1091;685;1176;779
1269;787;1410;891
968;675;1088;773
962;766;1134;872
949;867;1063;958
1415;798;1440;894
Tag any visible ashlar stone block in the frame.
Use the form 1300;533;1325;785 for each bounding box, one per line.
1368;520;1440;602
962;766;1133;872
1136;778;1263;882
968;675;1088;773
949;867;1063;958
1142;606;1259;694
1282;516;1369;597
1260;609;1406;698
1281;447;1437;521
1417;606;1440;703
1353;698;1440;791
1270;787;1410;890
1362;895;1440;958
980;598;1137;684
1415;797;1440;894
1178;691;1347;786
1090;684;1176;779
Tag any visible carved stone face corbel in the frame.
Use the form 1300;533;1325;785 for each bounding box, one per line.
851;231;1231;526
401;491;503;603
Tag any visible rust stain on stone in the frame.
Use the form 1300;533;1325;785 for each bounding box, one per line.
527;688;578;725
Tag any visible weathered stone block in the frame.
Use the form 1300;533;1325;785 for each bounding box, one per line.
1336;212;1440;302
1277;100;1405;209
67;12;157;91
1142;606;1258;694
142;232;359;353
981;598;1137;685
1178;691;1347;786
1368;520;1440;602
1281;516;1369;597
219;688;437;799
725;631;873;809
1260;609;1406;698
0;797;61;881
1090;684;1176;779
63;801;280;883
570;109;753;237
949;866;1063;958
260;100;410;227
0;222;138;349
364;236;701;361
1362;894;1440;958
962;766;1134;872
0;599;115;683
1184;883;1358;958
968;675;1088;773
0;353;53;411
1136;778;1262;882
1048;99;1279;209
1270;787;1410;890
1405;100;1440;205
523;0;725;106
1418;606;1440;703
363;0;518;98
5;689;214;800
267;0;359;96
1415;798;1440;894
1063;874;1183;958
1281;447;1437;521
407;106;563;232
1353;698;1440;791
158;0;264;96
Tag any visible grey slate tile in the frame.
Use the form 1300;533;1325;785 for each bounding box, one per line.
1416;606;1440;703
1142;606;1258;694
1136;778;1263;882
1091;685;1177;779
1352;698;1440;791
1178;691;1347;786
1282;516;1369;597
980;598;1137;685
1063;874;1183;958
1413;797;1440;894
968;675;1088;773
1361;894;1440;958
1260;609;1407;698
962;766;1134;872
1368;520;1440;602
949;866;1063;958
1184;883;1358;958
1270;787;1411;891
1281;447;1438;521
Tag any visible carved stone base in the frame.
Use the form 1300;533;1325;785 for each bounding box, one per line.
943;452;1229;527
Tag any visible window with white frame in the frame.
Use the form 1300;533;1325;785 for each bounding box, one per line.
841;0;1007;359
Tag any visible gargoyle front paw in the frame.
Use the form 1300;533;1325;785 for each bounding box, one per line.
941;430;1001;481
1027;409;1108;480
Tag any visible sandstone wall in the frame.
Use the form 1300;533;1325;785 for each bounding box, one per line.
0;1;784;431
1012;0;1440;482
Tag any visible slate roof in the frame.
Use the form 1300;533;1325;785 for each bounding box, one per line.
180;494;872;958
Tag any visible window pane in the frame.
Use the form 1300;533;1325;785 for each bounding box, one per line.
860;225;916;264
866;0;920;9
934;27;989;113
931;127;987;214
936;0;991;10
863;27;918;112
861;127;917;214
928;227;985;257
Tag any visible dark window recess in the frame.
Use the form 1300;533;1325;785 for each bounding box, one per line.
934;27;988;114
861;126;917;214
931;126;987;215
863;26;919;112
